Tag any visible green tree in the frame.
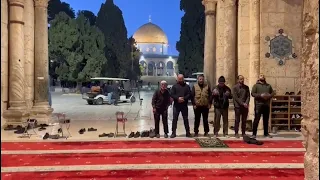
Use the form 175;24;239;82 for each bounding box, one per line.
77;10;97;26
176;0;205;77
96;0;130;78
126;37;141;80
48;0;75;22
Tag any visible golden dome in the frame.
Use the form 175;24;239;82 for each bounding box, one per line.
133;22;168;44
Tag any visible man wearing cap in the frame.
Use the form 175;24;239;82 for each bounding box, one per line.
152;80;171;138
251;74;274;138
191;74;212;137
212;76;232;138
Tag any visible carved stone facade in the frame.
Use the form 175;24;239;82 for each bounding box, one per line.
203;0;318;179
1;0;53;126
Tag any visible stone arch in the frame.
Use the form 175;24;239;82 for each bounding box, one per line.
147;61;156;76
156;61;166;76
166;61;174;76
139;61;147;75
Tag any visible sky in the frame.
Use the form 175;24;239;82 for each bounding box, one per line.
63;0;184;55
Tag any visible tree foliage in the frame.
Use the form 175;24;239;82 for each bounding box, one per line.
49;12;106;83
48;0;75;22
77;10;97;26
176;0;205;77
96;0;131;78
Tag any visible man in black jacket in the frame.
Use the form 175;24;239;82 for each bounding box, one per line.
170;74;192;138
232;75;250;138
251;74;274;138
152;80;171;138
212;76;232;138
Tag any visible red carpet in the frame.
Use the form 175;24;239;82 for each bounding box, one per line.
1;140;303;150
1;151;303;167
1;169;304;180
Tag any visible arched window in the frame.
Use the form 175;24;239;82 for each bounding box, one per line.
146;48;150;52
160;48;163;53
153;47;156;52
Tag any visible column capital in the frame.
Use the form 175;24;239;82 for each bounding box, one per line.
8;0;24;6
34;0;48;8
202;0;217;16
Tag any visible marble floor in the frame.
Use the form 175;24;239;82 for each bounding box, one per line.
1;91;303;141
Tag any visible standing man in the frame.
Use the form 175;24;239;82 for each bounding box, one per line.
170;74;192;138
152;80;171;138
251;74;274;138
112;81;120;106
212;76;232;138
232;75;250;138
191;74;212;137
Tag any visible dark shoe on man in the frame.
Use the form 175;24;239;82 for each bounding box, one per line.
204;132;209;137
186;133;192;138
264;134;273;138
156;134;160;138
194;133;199;137
170;133;176;138
164;133;168;138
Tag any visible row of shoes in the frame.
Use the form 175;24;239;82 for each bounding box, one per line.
291;114;303;120
128;129;158;138
79;127;97;134
272;103;288;107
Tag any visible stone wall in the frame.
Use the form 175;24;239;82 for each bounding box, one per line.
259;0;303;95
1;0;8;126
237;0;250;82
301;0;319;179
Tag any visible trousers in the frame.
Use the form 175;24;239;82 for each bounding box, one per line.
194;106;210;133
172;105;190;134
213;108;228;135
154;109;169;134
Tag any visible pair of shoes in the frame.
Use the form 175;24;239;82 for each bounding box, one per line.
99;133;114;138
140;130;150;137
88;127;97;131
79;128;86;134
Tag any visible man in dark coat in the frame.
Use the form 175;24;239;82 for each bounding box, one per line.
212;76;232;138
232;75;250;138
170;74;192;138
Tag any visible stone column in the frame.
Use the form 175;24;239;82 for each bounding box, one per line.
202;0;217;87
215;0;224;83
301;0;319;179
1;0;9;126
24;0;34;110
248;0;261;130
223;0;237;87
3;0;29;124
31;0;53;123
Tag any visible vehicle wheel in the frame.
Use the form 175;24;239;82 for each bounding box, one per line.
130;96;136;103
87;100;93;105
96;98;103;105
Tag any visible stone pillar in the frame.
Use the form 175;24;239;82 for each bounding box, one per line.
1;0;9;126
248;0;262;130
215;0;224;83
222;0;237;87
24;0;34;110
31;0;53;123
3;0;29;124
301;0;319;179
202;0;217;87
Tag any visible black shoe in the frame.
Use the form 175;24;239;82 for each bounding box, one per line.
14;128;25;134
164;133;168;138
194;133;199;137
99;133;109;137
4;125;14;131
186;133;192;138
156;134;160;138
285;92;290;95
204;132;209;137
88;127;97;131
58;128;62;133
170;133;176;138
128;132;135;138
134;131;140;138
38;127;46;131
149;129;156;138
108;133;114;138
79;128;85;134
43;133;50;140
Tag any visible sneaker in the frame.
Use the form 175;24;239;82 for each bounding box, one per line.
264;134;273;138
170;133;176;138
164;133;168;138
156;134;160;138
